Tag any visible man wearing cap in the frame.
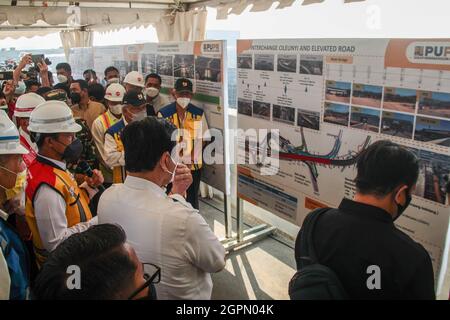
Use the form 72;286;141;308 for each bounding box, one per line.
123;71;145;94
25;101;103;267
104;91;147;184
91;83;126;186
13;93;45;167
157;78;210;209
0;110;31;300
143;73;169;116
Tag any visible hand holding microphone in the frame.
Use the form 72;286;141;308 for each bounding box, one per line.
79;161;105;191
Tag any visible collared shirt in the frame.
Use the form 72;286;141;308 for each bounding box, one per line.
158;102;210;171
295;198;435;300
98;176;225;300
148;94;170;115
71;100;106;130
91;110;121;183
33;155;98;252
104;118;128;169
19;128;37;153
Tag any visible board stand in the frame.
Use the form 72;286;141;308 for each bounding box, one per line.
220;197;276;252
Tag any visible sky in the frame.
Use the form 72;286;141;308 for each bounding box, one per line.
2;0;450;50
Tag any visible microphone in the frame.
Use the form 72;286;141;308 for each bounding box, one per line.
78;161;105;191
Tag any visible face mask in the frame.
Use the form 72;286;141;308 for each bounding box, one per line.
177;97;190;109
164;155;178;184
110;103;124;116
394;189;412;221
54;138;83;164
0;166;26;200
107;78;120;85
131;109;147;122
70;92;81;105
15;81;26;95
57;74;68;84
144;87;159;98
136;283;157;300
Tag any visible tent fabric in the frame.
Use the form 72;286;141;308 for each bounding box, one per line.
190;0;367;19
60;30;94;59
154;9;207;42
0;6;166;39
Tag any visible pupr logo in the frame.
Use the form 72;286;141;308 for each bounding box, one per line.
407;41;450;65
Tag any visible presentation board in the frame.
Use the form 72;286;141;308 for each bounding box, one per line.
236;38;450;292
69;41;230;195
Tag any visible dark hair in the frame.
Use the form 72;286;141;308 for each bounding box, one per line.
36;86;53;97
56;63;72;73
0;91;6;99
31;132;59;148
33;224;137;300
83;69;97;77
72;79;89;91
355;140;419;196
88;83;105;102
145;73;162;85
53;83;70;97
25;79;40;91
122;117;176;173
104;66;119;77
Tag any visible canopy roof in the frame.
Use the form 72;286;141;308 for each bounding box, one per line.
0;0;366;39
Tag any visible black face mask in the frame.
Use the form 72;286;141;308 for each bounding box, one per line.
55;138;83;164
70;92;81;104
394;189;412;221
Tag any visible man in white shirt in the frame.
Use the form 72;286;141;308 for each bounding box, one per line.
143;73;170;115
26;101;103;267
98;117;225;300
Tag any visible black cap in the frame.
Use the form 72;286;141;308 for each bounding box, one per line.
174;78;193;93
123;91;146;107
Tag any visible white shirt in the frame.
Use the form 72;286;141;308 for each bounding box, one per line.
98;176;225;300
104;118;128;169
91;110;121;166
33;155;98;252
150;94;170;114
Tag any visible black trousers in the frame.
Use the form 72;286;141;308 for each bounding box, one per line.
186;169;202;210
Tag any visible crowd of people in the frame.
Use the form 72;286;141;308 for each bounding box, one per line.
0;54;222;300
0;53;441;300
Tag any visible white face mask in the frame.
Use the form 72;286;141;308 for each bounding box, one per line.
107;78;120;85
109;103;123;116
177;97;190;109
57;74;68;84
144;87;160;98
15;81;26;95
130;109;147;122
164;155;178;184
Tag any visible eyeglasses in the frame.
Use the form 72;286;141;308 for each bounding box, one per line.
127;263;161;300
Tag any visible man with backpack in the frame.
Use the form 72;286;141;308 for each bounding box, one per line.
291;140;435;300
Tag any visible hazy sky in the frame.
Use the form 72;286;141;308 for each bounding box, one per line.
1;0;450;50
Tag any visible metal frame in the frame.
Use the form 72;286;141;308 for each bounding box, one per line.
221;197;276;252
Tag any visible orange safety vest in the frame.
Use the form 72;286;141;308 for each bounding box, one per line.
25;156;93;267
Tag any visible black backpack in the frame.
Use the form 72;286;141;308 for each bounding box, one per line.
289;208;349;300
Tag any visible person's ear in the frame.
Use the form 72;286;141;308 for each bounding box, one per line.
159;151;170;172
394;185;408;204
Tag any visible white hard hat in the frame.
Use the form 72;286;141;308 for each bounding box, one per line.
14;93;46;118
28;101;82;134
105;83;126;102
123;71;145;88
0;110;28;155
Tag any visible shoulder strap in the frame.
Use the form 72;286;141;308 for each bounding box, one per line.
298;207;330;268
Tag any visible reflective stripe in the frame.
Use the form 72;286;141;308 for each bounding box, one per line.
0;135;19;141
30;115;74;124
